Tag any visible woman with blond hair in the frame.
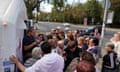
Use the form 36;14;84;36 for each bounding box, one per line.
77;37;88;52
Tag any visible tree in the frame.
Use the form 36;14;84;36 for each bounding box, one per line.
40;3;86;24
83;0;103;24
110;0;120;26
24;0;50;19
47;0;67;22
63;4;72;22
111;0;120;8
24;0;67;19
71;4;86;24
52;0;67;12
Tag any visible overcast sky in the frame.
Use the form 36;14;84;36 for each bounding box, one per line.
67;0;87;4
68;0;102;4
40;0;102;13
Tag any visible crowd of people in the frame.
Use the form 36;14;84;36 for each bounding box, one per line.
10;26;120;72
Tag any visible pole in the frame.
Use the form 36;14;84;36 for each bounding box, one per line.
101;0;109;39
99;0;109;57
36;0;40;23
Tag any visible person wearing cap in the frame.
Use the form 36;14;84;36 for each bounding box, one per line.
51;28;56;35
56;26;61;33
102;43;118;72
64;27;70;39
56;26;61;29
65;27;70;33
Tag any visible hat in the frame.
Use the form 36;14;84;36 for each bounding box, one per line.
56;26;61;29
45;32;51;35
58;40;64;44
38;32;44;35
65;27;70;30
51;28;55;31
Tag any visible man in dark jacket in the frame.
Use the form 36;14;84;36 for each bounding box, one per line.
64;41;81;71
23;28;39;62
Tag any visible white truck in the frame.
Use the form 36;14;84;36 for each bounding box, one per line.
0;0;27;72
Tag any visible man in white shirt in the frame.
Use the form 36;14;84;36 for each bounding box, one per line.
10;42;64;72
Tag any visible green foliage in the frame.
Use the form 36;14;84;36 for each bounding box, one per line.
110;0;120;25
40;4;86;24
24;0;120;27
71;4;86;23
24;0;37;19
52;0;67;12
83;0;103;24
24;0;67;19
24;0;49;19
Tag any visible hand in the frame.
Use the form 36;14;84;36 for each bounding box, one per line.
10;55;19;64
63;51;66;56
36;39;40;43
33;41;37;45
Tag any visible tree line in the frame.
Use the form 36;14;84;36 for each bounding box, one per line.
24;0;120;27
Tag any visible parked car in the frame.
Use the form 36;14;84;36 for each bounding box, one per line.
84;25;102;35
63;23;71;27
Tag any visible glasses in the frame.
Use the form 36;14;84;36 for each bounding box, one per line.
69;46;76;49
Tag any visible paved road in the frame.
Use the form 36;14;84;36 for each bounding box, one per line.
36;21;118;56
37;22;85;32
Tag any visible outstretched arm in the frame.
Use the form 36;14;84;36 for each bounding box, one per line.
10;56;26;72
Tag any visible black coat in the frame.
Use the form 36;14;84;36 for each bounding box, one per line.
64;47;81;71
102;51;117;72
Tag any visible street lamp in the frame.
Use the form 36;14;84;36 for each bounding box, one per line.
36;0;40;23
37;12;40;21
99;0;111;57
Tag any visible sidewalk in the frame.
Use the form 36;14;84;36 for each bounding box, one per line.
71;24;120;32
96;58;103;72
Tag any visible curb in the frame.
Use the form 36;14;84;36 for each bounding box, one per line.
39;21;120;32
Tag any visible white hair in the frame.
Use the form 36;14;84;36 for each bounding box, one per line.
56;26;61;29
65;27;70;30
32;47;42;59
58;40;64;45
